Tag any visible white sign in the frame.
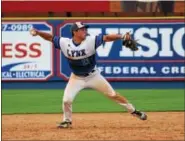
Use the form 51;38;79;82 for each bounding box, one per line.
2;22;54;81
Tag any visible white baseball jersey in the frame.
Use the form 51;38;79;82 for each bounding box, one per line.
52;34;103;76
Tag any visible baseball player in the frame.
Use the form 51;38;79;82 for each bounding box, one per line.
30;22;147;128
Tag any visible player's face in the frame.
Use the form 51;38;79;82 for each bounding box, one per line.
75;27;87;40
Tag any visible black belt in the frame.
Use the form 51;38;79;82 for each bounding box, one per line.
77;69;95;77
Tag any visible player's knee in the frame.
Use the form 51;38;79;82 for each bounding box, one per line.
63;96;73;104
106;91;117;97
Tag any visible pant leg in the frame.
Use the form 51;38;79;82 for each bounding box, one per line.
62;73;85;122
86;71;116;96
86;71;135;113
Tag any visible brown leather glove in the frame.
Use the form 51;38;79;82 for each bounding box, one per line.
122;33;138;51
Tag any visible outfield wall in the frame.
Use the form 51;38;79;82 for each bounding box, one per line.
2;17;185;89
2;81;184;89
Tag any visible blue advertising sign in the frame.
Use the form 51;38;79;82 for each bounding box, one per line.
2;22;54;81
58;19;185;81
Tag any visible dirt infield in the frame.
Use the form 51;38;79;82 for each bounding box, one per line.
2;112;184;140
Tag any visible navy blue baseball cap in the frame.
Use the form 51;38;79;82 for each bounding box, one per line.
71;22;89;32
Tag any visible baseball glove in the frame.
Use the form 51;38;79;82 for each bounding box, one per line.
122;34;138;51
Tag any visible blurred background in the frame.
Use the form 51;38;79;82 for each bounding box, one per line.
2;0;185;17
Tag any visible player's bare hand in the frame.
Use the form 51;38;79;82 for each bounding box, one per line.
30;28;38;36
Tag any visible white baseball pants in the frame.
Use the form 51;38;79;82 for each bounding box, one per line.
62;69;135;122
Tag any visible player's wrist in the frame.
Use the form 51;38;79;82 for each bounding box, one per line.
35;30;39;36
122;33;131;41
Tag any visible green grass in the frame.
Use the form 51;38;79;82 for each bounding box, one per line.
2;89;184;114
